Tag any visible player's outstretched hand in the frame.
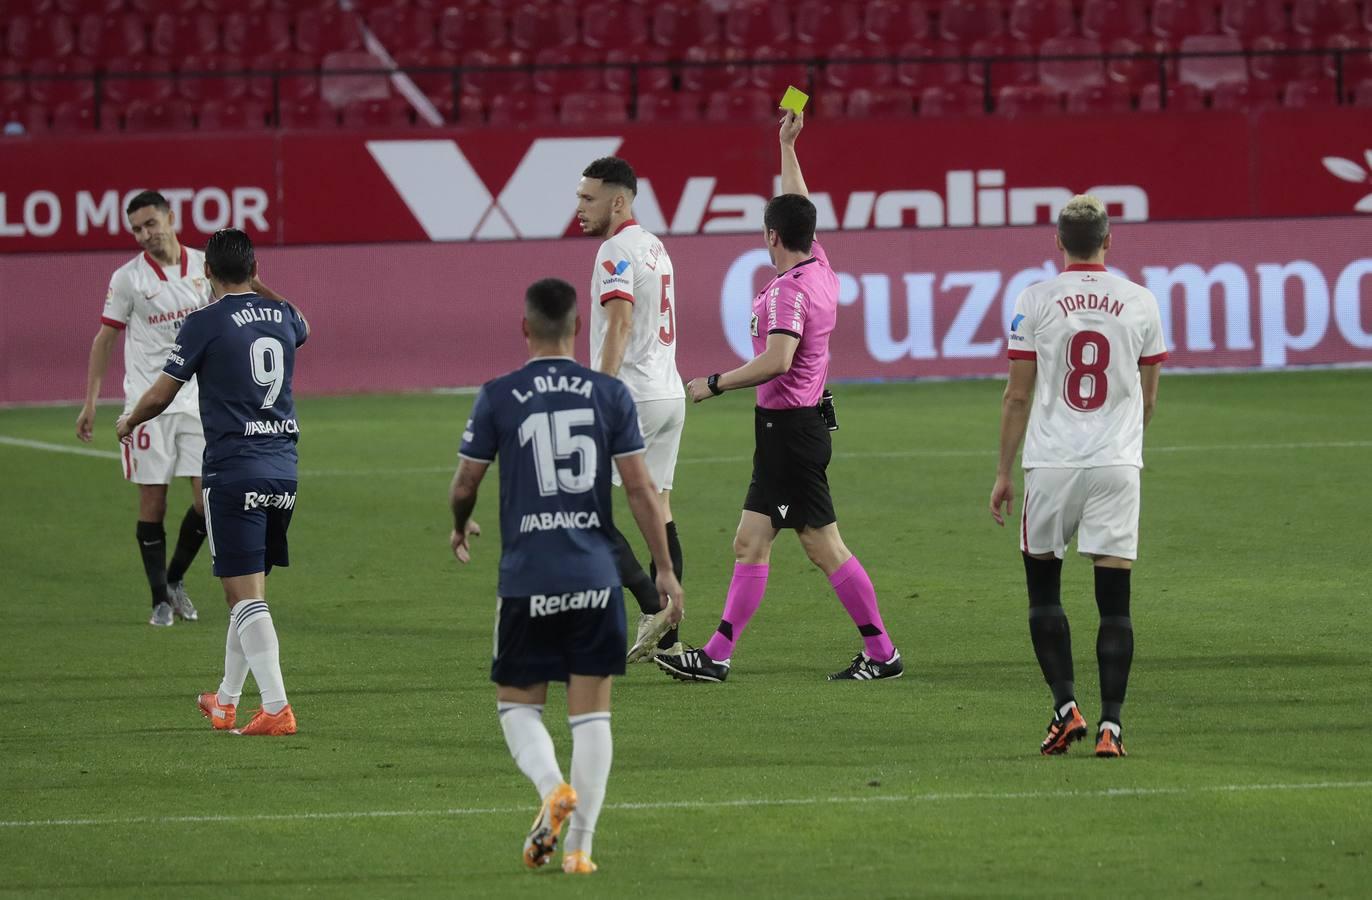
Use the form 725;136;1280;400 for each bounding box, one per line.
779;109;803;146
989;475;1014;526
451;519;482;563
76;405;96;443
114;414;134;444
655;571;684;625
685;377;714;403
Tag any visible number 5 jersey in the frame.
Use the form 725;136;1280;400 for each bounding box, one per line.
1007;264;1169;470
589;221;684;403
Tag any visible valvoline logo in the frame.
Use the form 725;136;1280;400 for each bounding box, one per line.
1011;313;1025;332
602;259;630;276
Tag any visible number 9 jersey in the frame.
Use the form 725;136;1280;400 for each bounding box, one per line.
163;291;309;486
1007;264;1169;469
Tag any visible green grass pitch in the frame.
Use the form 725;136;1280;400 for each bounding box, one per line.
1;369;1369;898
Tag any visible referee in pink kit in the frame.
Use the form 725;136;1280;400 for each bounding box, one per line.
656;110;903;683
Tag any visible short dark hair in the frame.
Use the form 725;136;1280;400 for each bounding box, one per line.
581;157;636;196
525;278;577;340
205;228;256;284
1057;194;1110;259
126;190;170;217
763;193;817;254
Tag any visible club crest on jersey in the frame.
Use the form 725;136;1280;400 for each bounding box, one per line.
601;259;630;276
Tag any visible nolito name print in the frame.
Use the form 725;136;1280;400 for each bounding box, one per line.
230;306;285;328
529;588;611;617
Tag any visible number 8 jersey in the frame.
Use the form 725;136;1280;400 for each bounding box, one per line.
460;357;645;597
1007;264;1169;469
164;291;309;485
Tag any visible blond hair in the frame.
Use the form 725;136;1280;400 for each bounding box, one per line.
1057;194;1109;259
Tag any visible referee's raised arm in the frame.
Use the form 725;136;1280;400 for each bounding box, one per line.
778;110;808;198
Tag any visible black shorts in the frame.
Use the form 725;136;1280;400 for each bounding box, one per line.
491;586;627;686
203;478;296;578
743;405;837;530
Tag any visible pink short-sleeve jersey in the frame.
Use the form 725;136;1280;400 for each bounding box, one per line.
751;239;836;409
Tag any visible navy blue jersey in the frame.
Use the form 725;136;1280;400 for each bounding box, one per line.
164;292;308;485
460;356;644;597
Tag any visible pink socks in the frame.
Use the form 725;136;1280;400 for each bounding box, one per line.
702;563;769;660
830;556;896;662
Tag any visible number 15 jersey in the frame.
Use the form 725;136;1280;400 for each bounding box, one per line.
164;292;309;485
1007;264;1168;470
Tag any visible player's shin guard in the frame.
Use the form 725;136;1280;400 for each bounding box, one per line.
702;563;768;661
166;506;208;584
1024;553;1075;710
608;525;658;616
829;556;896;662
649;521;685;648
566;712;612;859
498;703;565;800
1094;566;1134;725
135;521;168;607
232;599;288;714
218;618;248;707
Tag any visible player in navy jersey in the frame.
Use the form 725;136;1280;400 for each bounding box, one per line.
449;277;683;875
118;228;308;737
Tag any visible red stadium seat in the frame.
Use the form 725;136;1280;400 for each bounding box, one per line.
0;61;26;107
1248;34;1322;86
1177;34;1248;90
1039;37;1107;92
1282;77;1337;105
863;0;929;45
460;48;530;97
487;92;557;126
1151;0;1219;39
635;90;702;122
453;92;484;124
77;12;148;61
1210;80;1276;108
131;0;201;12
321;51;390;107
1106;36;1174;87
679;45;750;92
51;98;97;131
967;38;1036;86
845;86;915;116
366;7;438;52
247;53;320;102
149;12;219;57
795;0;861;46
58;0;125;13
510;3;578;52
650;3;721;55
532;46;604;95
938;0;1004;45
1080;0;1149;41
178;55;248;102
122;98;196;132
748;45;811;95
1;102;50;134
1219;0;1288;42
223;13;291;56
1064;82;1134;112
1137;80;1206;109
560;91;628;124
1352;79;1372;107
1291;0;1358;37
393;48;458;100
581;2;649;50
723;2;791;47
28;57;96;103
1326;34;1372;85
823;42;895;89
294;10;365;55
437;6;507;54
704;88;776;122
103;56;173;103
278;96;339;129
1008;0;1075;43
340;96;414;128
996;83;1060;115
6;15;78;60
894;40;967;87
918;83;985;115
603;47;673;93
198;99;268;131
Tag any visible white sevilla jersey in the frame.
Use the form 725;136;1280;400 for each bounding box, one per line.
1007;264;1169;469
101;248;213;415
589;221;684;403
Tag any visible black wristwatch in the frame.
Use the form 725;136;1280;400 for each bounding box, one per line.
706;373;724;396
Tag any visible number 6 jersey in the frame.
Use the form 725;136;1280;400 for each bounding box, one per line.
459;357;645;597
1007;264;1169;470
164;291;309;485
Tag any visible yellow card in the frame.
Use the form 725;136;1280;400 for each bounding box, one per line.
779;86;809;113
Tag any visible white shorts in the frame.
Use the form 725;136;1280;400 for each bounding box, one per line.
121;411;204;485
1021;466;1140;561
612;397;684;491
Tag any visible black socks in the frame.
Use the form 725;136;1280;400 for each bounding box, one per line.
1094;566;1134;726
608;525;658;615
166;507;207;584
649;521;684;648
1023;553;1075;710
135;521;168;608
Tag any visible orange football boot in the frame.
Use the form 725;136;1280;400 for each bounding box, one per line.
197;692;236;730
1095;726;1127;758
1040;705;1088;755
562;851;597;874
523;783;577;869
233;705;297;736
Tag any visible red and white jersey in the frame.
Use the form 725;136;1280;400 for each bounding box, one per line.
1007;263;1168;469
101;247;212;415
590;220;684;403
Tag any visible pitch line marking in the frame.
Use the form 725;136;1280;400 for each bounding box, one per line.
0;435;119;460
2;779;1368;830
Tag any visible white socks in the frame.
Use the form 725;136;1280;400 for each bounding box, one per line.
498;703;564;800
217;618;248;707
565;712;612;858
232;599;288;714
